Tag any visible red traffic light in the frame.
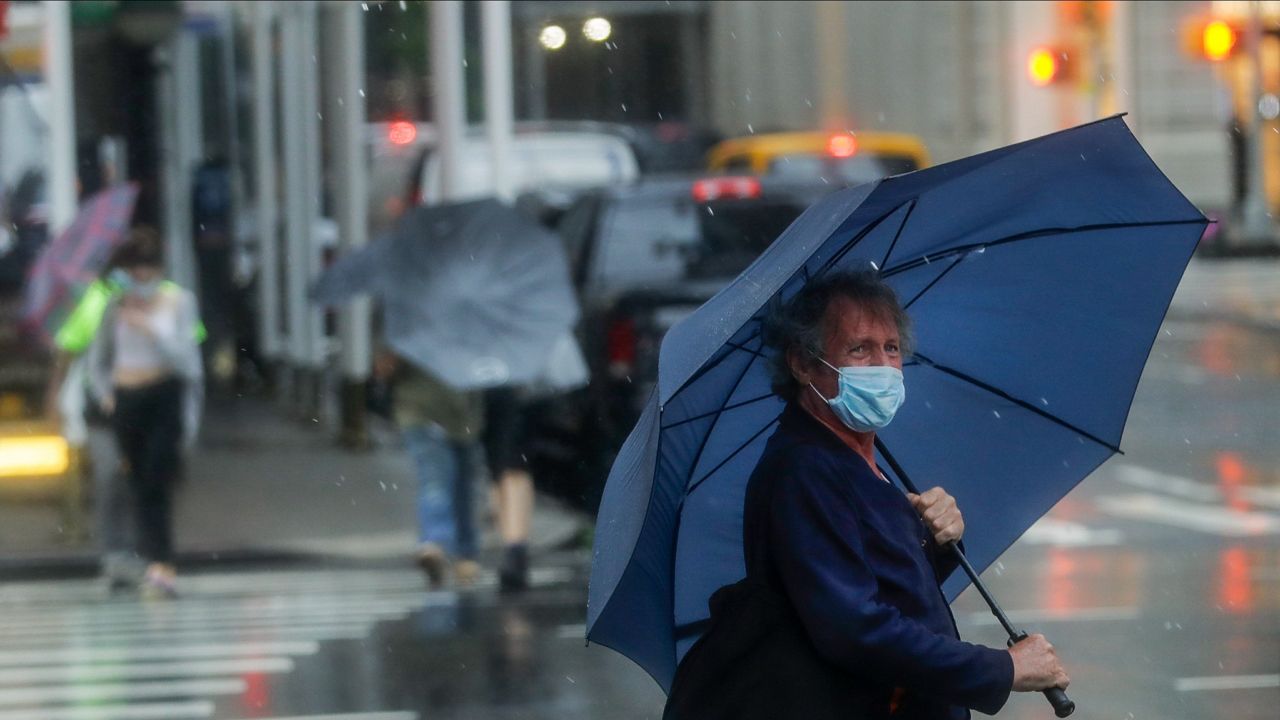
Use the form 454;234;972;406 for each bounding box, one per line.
388;120;417;146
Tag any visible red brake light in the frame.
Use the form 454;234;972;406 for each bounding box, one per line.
827;134;857;158
388;121;417;146
606;317;637;376
692;177;762;203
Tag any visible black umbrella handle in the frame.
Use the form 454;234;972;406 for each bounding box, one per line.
873;438;1076;718
1008;632;1076;718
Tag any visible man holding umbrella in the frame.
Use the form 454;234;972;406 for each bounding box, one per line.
665;270;1068;719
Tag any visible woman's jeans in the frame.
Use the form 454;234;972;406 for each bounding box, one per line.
112;378;183;565
402;424;478;560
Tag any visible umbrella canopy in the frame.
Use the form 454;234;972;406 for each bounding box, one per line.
20;183;138;343
313;198;579;390
586;116;1208;690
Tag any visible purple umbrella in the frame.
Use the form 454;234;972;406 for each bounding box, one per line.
21;183;139;343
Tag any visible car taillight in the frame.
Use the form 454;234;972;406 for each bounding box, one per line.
692;176;761;203
606;317;636;378
827;134;858;158
388;120;417;146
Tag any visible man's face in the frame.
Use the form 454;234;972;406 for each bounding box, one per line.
808;296;903;399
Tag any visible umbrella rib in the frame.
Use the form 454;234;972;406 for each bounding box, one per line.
673;332;765;399
879;198;918;271
814;199;913;278
902;254;965;311
685;415;783;497
882;218;1206;278
661;392;777;431
913;352;1122;453
681;339;765;493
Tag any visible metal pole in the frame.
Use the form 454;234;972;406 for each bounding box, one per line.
1239;1;1273;246
42;0;76;236
325;0;371;448
250;1;282;363
430;0;467;202
298;2;324;383
482;0;514;202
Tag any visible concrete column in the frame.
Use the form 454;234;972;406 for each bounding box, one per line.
324;0;371;447
250;1;282;362
482;0;514;202
430;0;467;202
279;4;313;393
298;4;325;377
42;0;76;236
1239;1;1275;245
156;30;202;292
523;19;548;120
815;1;849;131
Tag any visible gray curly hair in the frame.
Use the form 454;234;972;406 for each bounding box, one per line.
762;268;913;401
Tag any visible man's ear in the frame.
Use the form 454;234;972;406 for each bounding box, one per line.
787;346;811;386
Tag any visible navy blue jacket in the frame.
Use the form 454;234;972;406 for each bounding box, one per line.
742;404;1013;718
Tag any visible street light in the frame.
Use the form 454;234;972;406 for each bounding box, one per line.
539;24;566;51
583;17;611;42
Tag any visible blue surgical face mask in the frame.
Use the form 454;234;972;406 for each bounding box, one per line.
108;268;132;291
810;358;905;433
131;279;161;299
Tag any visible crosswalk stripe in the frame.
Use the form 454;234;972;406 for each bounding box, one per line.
0;624;376;648
1018;517;1123;547
0;657;293;686
0;591;435;621
1096;493;1280;536
0;602;418;633
0;678;247;708
250;714;419;720
0;612;408;640
0;700;215;720
0;641;320;668
1175;674;1280;692
1113;465;1280;510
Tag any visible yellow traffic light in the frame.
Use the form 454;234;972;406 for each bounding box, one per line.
1027;48;1060;87
1203;20;1238;61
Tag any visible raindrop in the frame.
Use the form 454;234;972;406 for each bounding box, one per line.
869;260;879;270
621;103;628;112
1039;397;1049;406
657;111;663;120
1184;438;1191;445
566;675;577;684
399;0;407;8
199;223;206;231
361;2;368;10
992;410;1001;419
337;97;344;106
379;481;387;491
1079;153;1086;161
877;112;886;123
462;58;468;68
706;206;715;216
747;123;755;133
805;98;813;108
1062;460;1070;468
359;88;366;97
1164;329;1172;336
730;31;737;40
317;112;323;120
924;401;933;409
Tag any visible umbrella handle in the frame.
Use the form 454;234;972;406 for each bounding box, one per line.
874;438;1076;718
1008;632;1076;718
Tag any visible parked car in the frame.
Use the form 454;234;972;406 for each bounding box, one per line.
707;130;931;185
529;175;838;510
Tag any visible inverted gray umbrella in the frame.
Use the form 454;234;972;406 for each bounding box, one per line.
313;198;580;390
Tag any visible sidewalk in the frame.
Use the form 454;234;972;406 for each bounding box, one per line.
0;393;588;573
1167;256;1280;331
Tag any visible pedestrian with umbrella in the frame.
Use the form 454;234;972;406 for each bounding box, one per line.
314;197;583;587
588;117;1208;718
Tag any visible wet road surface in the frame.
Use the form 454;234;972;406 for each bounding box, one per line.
0;313;1275;720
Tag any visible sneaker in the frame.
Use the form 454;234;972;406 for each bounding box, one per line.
415;545;448;589
454;559;482;588
140;571;178;600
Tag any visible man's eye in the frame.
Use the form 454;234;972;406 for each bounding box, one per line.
887;344;900;354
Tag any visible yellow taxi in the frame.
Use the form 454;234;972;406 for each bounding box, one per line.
706;131;931;185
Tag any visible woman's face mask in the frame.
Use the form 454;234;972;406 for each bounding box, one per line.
810;358;906;433
110;268;161;299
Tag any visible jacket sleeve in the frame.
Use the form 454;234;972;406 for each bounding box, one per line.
770;448;1013;715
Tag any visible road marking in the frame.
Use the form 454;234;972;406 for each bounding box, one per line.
1018;517;1123;547
0;678;247;708
1175;674;1280;692
0;657;293;686
0;641;320;668
0;624;375;648
965;606;1140;626
1096;493;1280;536
1113;464;1280;510
0;700;215;720
248;714;419;720
0;603;415;633
0;613;405;640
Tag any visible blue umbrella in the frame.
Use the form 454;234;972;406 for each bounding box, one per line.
587;117;1207;706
